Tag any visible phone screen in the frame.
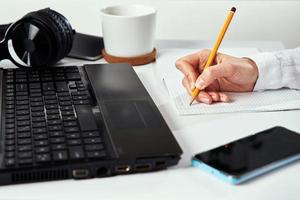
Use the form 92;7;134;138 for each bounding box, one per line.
194;127;300;176
68;33;104;61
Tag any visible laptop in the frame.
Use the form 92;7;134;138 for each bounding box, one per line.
0;63;182;186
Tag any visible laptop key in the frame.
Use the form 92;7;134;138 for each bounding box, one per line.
35;140;49;146
18;145;32;152
17;126;30;132
52;144;67;150
47;119;62;125
60;106;73;111
69;146;84;160
32;122;46;128
19;158;33;165
48;125;63;131
66;73;81;81
31;106;44;112
61;110;74;116
66;133;80;139
34;134;48;140
33;127;47;134
5;158;16;167
32;116;46;122
17;132;31;138
84;138;102;144
68;139;81;145
87;151;106;159
6;129;15;134
65;127;79;133
62;116;76;121
17;115;30;121
5;152;15;158
74;100;90;105
5;134;15;139
85;144;104;151
18;138;32;145
18;151;33;159
50;131;64;137
6;123;15;129
74;105;98;131
31;111;45;117
47;114;60;120
36;154;51;163
63;121;78;127
36;147;50;153
51;137;65;144
45;104;58;110
81;131;99;138
56;82;69;92
17;121;30;126
53;151;68;161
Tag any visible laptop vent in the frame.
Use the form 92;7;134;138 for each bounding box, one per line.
11;168;69;183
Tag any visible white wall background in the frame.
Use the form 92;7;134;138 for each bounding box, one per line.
1;0;299;49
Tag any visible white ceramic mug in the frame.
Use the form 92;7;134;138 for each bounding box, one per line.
100;5;156;57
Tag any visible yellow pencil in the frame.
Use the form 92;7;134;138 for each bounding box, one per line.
189;7;236;106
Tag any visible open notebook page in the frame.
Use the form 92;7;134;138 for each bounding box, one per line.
157;48;300;115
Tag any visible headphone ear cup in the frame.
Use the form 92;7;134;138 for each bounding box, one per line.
10;13;56;67
22;11;63;65
21;8;73;66
39;8;73;59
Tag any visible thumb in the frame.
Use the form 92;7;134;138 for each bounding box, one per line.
195;63;231;89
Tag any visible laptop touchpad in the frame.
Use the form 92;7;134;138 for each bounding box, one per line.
104;100;161;129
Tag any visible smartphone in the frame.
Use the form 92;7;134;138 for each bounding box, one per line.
68;32;104;61
192;126;300;185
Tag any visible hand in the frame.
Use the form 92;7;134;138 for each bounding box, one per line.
175;49;259;104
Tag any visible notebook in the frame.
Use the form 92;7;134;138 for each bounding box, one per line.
157;48;300;115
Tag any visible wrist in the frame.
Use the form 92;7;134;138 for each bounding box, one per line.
244;57;259;91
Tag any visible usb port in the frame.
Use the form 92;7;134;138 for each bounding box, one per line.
134;164;152;172
72;169;90;179
115;165;131;173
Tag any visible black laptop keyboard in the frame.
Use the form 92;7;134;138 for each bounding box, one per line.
2;67;106;168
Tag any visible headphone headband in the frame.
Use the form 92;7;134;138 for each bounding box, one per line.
0;24;11;41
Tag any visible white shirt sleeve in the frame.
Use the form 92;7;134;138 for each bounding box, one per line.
249;47;300;91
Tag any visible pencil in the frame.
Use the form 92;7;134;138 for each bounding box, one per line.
189;7;236;106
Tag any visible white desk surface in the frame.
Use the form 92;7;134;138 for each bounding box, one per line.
1;39;300;200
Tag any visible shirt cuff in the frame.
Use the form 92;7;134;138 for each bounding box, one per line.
249;52;283;91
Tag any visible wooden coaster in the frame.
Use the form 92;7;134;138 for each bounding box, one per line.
102;48;156;66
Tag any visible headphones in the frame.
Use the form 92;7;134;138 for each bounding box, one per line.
0;8;74;68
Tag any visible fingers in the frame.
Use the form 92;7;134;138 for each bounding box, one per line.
178;60;199;88
195;63;234;90
196;91;230;104
177;50;233;104
197;91;213;104
176;49;211;71
182;77;193;95
182;77;213;104
207;91;230;102
175;50;211;87
182;77;230;104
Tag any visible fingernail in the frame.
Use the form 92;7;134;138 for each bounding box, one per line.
201;98;210;104
196;78;205;89
190;83;195;90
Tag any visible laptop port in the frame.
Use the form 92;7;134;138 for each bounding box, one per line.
97;167;109;177
72;169;90;179
156;161;166;168
115;165;131;173
134;164;152;172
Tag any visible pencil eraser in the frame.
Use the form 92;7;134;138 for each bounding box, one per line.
231;7;236;12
